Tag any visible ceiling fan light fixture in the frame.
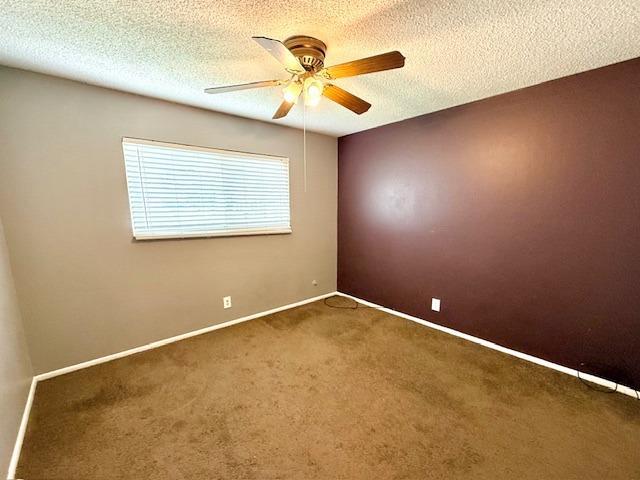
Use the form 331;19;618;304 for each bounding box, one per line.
283;80;302;103
304;77;324;107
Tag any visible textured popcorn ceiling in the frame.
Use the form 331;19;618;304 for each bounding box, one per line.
1;0;639;137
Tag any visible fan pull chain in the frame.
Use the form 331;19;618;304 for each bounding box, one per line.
303;100;307;193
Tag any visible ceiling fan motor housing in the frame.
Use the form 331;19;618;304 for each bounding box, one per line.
284;35;327;72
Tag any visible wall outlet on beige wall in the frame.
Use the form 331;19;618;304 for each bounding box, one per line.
223;296;232;309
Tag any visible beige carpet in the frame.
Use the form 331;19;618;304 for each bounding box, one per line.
17;297;640;479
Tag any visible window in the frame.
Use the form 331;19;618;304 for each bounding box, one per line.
122;138;291;240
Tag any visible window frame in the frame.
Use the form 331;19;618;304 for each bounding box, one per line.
122;137;292;241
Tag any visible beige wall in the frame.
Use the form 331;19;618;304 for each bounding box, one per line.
0;217;33;477
0;66;337;374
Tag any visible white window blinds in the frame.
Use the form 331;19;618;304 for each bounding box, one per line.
122;138;291;240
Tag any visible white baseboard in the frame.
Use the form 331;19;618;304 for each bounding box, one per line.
35;291;338;382
7;291;336;479
336;292;639;399
7;376;37;480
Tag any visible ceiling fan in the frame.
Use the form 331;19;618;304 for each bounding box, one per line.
204;35;405;119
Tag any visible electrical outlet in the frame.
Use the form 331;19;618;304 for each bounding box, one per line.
431;298;441;312
312;279;318;286
223;296;232;309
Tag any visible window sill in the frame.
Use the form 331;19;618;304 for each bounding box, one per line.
132;227;292;241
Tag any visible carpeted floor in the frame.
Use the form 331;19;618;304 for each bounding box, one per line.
17;296;640;479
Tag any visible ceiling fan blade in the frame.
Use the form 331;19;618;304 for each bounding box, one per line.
322;51;405;79
272;99;295;119
323;84;371;114
204;79;283;94
252;37;306;73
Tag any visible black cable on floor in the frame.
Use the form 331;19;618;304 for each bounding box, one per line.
576;369;618;394
577;363;640;400
323;296;379;310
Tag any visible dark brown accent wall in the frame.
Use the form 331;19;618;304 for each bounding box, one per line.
338;58;640;389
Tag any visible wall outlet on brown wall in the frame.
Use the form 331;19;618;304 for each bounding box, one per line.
431;298;441;312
